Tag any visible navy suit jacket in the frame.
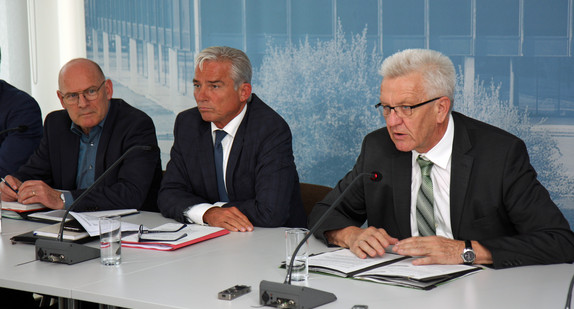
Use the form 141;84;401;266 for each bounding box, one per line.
158;94;306;227
14;99;162;212
309;112;574;268
0;80;43;177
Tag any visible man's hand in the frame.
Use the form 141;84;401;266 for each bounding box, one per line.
326;226;399;259
203;206;254;232
392;236;493;266
0;175;21;201
16;180;65;210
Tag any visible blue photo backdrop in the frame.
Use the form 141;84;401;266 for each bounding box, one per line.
85;0;574;227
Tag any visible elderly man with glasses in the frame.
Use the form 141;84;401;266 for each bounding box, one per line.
0;58;162;212
309;49;574;269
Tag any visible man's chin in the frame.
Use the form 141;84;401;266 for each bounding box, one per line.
391;140;414;152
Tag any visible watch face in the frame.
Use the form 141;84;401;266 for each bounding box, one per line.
463;250;475;262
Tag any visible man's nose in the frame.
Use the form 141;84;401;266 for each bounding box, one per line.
385;109;403;126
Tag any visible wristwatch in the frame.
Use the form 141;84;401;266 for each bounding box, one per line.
461;240;476;265
60;192;66;205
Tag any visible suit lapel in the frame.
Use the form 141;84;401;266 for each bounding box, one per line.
226;107;249;199
392;151;413;238
60;123;80;189
449;113;473;238
96;99;116;177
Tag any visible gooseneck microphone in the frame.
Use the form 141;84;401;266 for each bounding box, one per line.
565;272;574;309
260;171;382;309
35;145;158;264
0;125;28;136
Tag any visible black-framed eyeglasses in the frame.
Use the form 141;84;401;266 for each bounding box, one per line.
375;96;442;118
60;80;106;105
137;224;188;242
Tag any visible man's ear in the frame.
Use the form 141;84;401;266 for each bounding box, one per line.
436;96;451;123
104;79;113;100
57;91;67;110
239;83;252;102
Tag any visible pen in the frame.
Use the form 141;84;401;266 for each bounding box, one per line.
1;177;18;194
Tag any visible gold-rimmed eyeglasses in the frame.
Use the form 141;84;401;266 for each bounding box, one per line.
375;96;442;118
59;80;106;105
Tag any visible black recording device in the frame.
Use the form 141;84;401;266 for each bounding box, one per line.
259;171;382;309
35;145;158;265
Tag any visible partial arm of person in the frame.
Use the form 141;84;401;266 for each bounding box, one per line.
474;139;574;268
224;120;300;227
158;114;218;223
308;135;377;243
0;87;43;177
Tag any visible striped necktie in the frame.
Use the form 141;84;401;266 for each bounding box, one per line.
416;155;435;236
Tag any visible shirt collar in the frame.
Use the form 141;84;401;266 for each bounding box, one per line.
210;101;248;139
70;111;108;139
412;113;454;169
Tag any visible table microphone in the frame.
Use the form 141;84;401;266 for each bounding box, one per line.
35;145;158;265
260;171;382;309
0;125;28;136
565;273;574;309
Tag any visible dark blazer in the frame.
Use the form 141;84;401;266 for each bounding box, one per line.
158;93;306;228
0;80;43;177
309;111;574;268
14;99;162;212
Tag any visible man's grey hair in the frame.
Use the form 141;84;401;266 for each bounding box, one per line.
195;46;252;90
379;49;456;107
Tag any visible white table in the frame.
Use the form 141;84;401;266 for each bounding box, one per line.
1;212;573;309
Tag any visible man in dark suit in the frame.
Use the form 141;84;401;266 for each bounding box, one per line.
158;46;306;232
309;49;574;268
0;58;162;212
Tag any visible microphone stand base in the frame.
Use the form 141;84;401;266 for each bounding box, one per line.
259;280;337;309
35;239;100;265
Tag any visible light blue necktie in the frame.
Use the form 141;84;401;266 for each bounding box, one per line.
416;155;435;236
214;130;229;202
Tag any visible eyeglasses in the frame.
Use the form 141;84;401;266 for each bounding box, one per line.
137;224;188;242
60;80;106;105
375;97;442;118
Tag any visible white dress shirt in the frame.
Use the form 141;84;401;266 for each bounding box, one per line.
184;104;248;224
410;114;455;238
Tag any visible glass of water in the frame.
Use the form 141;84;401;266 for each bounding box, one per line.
99;215;121;266
285;228;309;282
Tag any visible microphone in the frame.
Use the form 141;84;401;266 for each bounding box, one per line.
0;125;28;136
35;145;158;265
565;272;574;309
260;171;382;309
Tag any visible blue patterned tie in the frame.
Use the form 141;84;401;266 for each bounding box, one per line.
416;155;435;236
214;130;229;202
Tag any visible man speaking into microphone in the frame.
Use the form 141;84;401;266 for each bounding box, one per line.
309;49;574;269
0;58;162;212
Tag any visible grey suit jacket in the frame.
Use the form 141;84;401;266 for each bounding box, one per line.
309;112;574;268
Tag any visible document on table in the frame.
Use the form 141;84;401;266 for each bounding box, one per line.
28;208;139;223
70;212;141;237
308;249;482;290
121;223;229;251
